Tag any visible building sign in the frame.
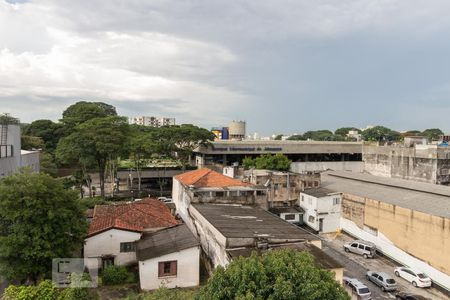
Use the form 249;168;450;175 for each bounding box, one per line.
211;146;283;152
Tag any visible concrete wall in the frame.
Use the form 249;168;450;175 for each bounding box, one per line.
291;161;364;173
300;193;341;233
21;151;40;173
341;194;450;290
363;144;450;185
280;212;302;224
84;229;141;268
139;246;200;290
0;125;22;178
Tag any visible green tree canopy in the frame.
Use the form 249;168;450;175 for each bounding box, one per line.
274;134;283;140
334;127;361;136
243;154;291;171
422;128;444;141
196;248;349;300
60;101;117;131
0;171;88;282
21;135;44;150
362;126;401;142
286;134;306;141
56;116;130;197
23;119;65;152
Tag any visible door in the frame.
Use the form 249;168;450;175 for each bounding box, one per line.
102;257;114;269
319;219;324;232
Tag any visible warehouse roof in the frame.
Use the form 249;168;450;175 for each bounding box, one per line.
192;203;318;241
322;171;450;219
137;224;199;261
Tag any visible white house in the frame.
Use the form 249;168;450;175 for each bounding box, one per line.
84;199;178;270
269;206;304;224
137;224;200;290
299;188;342;233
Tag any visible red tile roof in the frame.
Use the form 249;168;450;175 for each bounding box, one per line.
87;198;178;237
175;168;251;188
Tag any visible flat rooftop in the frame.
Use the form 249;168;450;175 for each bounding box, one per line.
192;203;318;241
301;187;339;198
322;171;450;219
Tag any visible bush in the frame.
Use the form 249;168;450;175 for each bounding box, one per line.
3;280;58;300
102;266;135;286
144;286;196;300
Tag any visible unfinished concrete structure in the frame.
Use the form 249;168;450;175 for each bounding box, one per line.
363;143;450;185
322;171;450;291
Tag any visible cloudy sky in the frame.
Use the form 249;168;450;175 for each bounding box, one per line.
1;0;450;135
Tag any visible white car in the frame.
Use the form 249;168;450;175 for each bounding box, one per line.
394;267;432;288
343;277;372;300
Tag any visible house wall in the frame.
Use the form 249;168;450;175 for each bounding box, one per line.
84;229;141;269
341;194;450;290
300;193;341;233
280;212;302;224
139;246;200;290
21;151;40;173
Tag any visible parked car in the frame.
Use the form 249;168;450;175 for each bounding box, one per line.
158;196;173;203
343;240;376;258
343;277;372;300
394;267;432;288
395;292;431;300
366;271;397;292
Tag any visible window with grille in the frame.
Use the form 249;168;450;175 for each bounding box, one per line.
120;242;136;253
158;260;177;277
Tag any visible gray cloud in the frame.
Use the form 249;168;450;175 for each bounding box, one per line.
1;0;450;134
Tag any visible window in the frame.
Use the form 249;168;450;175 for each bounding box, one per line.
333;197;340;205
215;191;224;197
158;260;177;277
284;214;296;220
308;215;315;223
358;244;364;249
301;195;304;202
120;242;136;253
351;243;358;248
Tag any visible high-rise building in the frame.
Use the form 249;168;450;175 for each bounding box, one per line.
129;116;176;127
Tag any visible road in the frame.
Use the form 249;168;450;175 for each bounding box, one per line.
321;233;448;300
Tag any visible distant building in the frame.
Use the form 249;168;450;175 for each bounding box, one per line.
228;120;246;140
346;130;362;142
268;206;304;224
211;127;229;140
243;169;321;207
0;120;40;178
363;143;450;185
129;116;175;127
299;188;342;233
84;199;178;270
137;224;200;290
172;168;269;210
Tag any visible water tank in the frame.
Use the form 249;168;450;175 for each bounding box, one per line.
228;121;246;140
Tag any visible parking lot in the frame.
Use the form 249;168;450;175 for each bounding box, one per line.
321;232;448;300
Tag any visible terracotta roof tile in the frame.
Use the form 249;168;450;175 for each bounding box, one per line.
87;198;178;237
175;168;251;188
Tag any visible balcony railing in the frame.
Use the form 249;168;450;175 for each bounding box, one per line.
0;145;13;158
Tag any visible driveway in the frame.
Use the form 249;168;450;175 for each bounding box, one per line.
321;232;448;300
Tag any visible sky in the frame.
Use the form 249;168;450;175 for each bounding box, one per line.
1;0;450;135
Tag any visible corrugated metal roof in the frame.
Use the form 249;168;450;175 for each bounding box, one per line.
136;224;199;261
322;171;450;219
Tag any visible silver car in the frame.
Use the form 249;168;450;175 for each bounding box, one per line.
366;271;397;292
343;277;372;300
344;240;376;259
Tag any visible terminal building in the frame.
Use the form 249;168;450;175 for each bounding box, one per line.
194;140;363;173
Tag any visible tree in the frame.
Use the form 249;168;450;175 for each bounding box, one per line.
40;152;58;177
128;127;157;192
0;171;88;283
23;119;65;153
362;126;401;142
334;127;361;136
422;128;444;141
286;134;306;141
56;116;129;197
274;134;283;140
0;113;19;125
154;125;215;169
21;135;44;150
243;154;291;171
196;248;350;300
60;101;117;132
